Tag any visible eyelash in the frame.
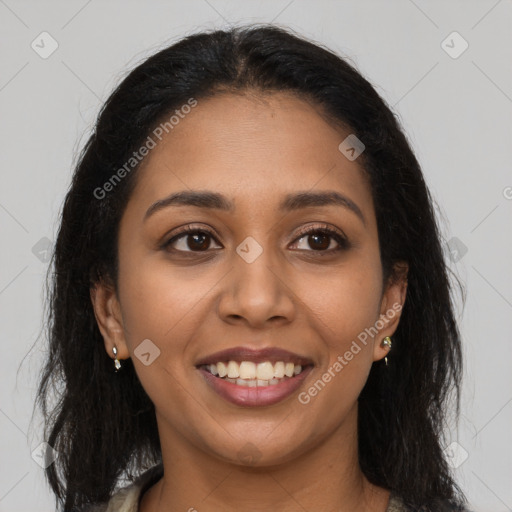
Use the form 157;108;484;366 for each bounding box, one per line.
162;223;350;255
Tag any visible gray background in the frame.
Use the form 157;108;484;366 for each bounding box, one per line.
1;1;511;511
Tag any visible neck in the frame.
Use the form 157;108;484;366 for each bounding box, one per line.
141;405;390;512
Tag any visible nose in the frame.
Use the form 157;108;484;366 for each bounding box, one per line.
217;242;296;329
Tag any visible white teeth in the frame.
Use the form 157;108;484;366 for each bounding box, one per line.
217;362;227;378
239;361;256;379
227;361;239;378
203;360;306;386
256;362;274;380
274;361;285;378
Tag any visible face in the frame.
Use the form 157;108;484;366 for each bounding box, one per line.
92;91;406;466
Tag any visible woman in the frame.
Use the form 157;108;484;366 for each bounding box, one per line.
36;24;470;511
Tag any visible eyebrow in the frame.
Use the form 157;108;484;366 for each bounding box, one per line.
144;190;366;225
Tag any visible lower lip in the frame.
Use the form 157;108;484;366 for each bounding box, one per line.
198;366;313;407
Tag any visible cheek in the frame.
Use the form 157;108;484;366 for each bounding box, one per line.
300;256;383;346
296;280;381;429
293;253;383;407
117;254;213;344
115;257;214;414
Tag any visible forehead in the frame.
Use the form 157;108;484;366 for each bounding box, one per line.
127;91;374;222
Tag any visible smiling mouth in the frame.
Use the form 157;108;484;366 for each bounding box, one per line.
198;360;313;387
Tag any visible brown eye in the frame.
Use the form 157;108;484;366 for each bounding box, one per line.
164;227;222;253
291;225;349;253
305;232;331;251
184;232;211;251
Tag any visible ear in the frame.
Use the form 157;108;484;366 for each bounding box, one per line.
90;280;130;362
372;262;408;362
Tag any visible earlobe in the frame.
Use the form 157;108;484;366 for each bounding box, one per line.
380;336;392;366
90;280;130;361
373;262;408;362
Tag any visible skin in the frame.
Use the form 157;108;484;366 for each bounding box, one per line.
91;91;408;512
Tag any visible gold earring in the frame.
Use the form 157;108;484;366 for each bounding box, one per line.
113;346;121;371
381;336;392;366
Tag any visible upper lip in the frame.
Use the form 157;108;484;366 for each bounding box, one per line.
195;346;314;366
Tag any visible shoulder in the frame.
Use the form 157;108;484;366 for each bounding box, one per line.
75;463;164;512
